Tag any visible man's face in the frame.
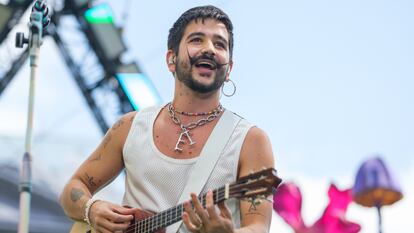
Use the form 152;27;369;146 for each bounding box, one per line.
175;18;231;94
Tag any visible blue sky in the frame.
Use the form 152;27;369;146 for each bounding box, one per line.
0;0;413;232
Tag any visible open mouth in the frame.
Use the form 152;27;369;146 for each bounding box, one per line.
194;60;217;70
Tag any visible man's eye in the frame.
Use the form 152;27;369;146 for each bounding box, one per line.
215;42;226;49
190;38;202;43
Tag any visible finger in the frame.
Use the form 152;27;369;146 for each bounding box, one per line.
114;206;137;215
96;229;111;233
94;223;113;233
218;201;232;219
89;202;133;232
182;212;201;232
100;219;131;232
184;201;202;226
191;193;209;222
205;190;219;221
106;209;134;223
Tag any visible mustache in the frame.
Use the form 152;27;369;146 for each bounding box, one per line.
186;50;230;69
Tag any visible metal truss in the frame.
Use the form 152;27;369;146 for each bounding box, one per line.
0;1;31;95
0;1;140;134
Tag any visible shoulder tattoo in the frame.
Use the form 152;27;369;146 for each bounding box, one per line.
112;119;124;130
102;132;112;148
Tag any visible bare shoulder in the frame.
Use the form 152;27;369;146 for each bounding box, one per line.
112;111;137;131
238;126;275;177
244;127;271;147
101;111;137;151
111;111;137;133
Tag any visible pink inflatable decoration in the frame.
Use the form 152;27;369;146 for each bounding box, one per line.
273;182;361;233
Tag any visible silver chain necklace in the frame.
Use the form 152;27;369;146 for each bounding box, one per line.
167;102;223;152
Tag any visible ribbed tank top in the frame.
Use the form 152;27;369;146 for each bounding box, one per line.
122;105;254;233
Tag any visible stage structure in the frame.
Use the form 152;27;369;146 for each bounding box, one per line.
0;0;33;97
0;0;162;133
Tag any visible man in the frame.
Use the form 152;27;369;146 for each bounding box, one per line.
60;5;275;233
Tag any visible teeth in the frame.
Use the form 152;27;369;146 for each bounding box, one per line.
196;60;215;69
199;62;212;66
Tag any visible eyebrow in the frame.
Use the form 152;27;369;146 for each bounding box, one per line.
187;32;229;45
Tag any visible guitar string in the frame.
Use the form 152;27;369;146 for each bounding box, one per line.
123;186;230;233
123;172;270;233
125;196;210;233
126;188;226;233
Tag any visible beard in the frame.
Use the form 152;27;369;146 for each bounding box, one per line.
175;55;228;94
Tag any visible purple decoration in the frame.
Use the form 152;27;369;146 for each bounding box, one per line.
353;156;403;207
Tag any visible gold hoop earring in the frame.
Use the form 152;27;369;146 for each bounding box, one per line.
221;79;236;97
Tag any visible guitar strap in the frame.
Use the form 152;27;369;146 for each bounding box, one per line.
170;109;240;233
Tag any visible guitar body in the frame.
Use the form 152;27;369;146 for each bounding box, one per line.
70;209;166;233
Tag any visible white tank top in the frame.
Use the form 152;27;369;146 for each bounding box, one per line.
122;105;254;233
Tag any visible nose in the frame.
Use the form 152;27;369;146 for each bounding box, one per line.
200;41;216;56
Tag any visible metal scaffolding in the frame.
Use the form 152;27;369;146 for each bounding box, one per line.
0;0;157;133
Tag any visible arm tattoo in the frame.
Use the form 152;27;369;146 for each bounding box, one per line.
85;172;100;188
248;201;258;212
245;200;265;217
70;188;84;203
88;153;102;162
112;119;124;130
102;133;112;148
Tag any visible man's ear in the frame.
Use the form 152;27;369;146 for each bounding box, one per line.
225;60;233;81
166;50;176;73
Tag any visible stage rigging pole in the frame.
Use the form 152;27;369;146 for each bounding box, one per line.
15;1;50;232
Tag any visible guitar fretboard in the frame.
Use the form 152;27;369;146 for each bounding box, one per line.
124;186;228;233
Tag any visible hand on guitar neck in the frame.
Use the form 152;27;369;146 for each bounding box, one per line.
182;190;234;233
70;168;282;233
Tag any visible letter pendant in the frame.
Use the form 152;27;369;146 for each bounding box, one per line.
174;129;196;152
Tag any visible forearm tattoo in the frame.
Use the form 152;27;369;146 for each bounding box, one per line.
70;188;84;203
85;172;100;188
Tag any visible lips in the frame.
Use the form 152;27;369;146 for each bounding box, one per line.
194;59;217;70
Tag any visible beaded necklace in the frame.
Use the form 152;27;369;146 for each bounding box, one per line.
170;103;223;116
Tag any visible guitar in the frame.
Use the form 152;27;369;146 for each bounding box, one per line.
70;168;282;233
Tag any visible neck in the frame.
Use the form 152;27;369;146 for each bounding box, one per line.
173;83;221;113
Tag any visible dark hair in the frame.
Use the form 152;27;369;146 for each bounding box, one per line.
168;5;234;60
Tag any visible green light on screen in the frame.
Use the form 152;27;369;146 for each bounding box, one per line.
84;4;114;24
